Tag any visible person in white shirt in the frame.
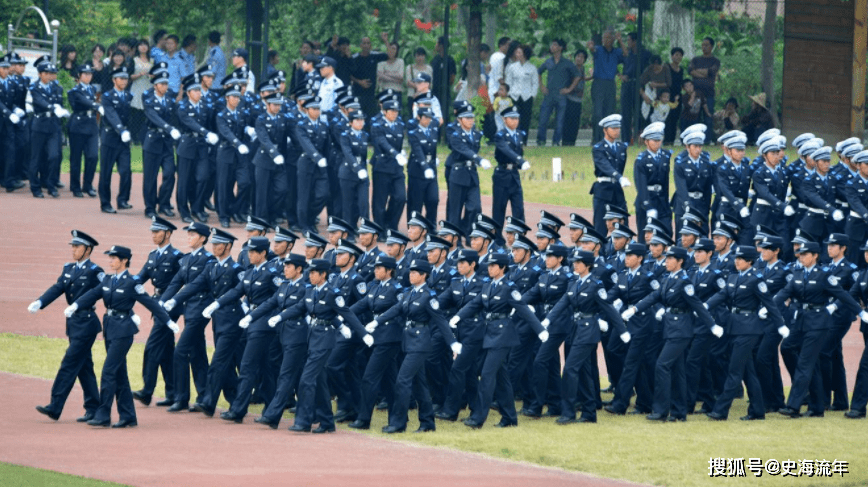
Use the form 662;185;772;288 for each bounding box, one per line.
505;45;538;142
316;56;344;112
487;37;511;102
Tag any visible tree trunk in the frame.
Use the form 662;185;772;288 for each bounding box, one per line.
485;10;496;50
466;2;482;97
652;1;695;59
392;18;402;44
762;0;780;127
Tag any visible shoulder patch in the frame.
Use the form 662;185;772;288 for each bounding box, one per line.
786;274;793;282
828;275;839;286
597;288;607;300
335;296;345;307
511;290;522;300
429;299;439;310
650;280;660;290
134;284;146;294
356;282;367;295
612;274;618;283
716;278;726;289
684;284;695;296
758;282;768;293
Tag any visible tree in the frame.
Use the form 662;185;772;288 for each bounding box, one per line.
761;0;779;126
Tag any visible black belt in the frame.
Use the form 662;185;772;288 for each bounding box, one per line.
310;318;333;327
184;132;203;138
464;161;477;168
730;307;756;315
667;307;689;314
406;320;428;328
499;163;516;171
105;309;131;318
74;307;96;314
799;303;825;311
573;311;596;320
485;313;509;320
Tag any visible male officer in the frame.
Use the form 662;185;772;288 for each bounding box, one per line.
447;104;491;236
252;92;289;225
29;56;67;199
846;150;868;268
9;53;31;190
132;217;184;407
492;106;531;234
0;53;25;193
236;216;276;268
751;135;790;249
97;65;134;212
633;121;671;232
672;127;714;235
845;240;868;419
31;231;103;422
800;146;843;243
407;106;440;222
371;98;408;231
316;56;344;112
355;218;386;282
142;68;181;218
439;220;466;268
591;114;631;234
66;64;102;198
177;74;219;223
338;110;370;226
295;96;331;234
714;131;753;243
215;72;251;228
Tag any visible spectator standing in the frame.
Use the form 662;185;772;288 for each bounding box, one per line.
620;32;651;143
431;36;456;113
561;48;589;147
230;48;255;93
351;34;389;117
326;36;354;85
638;55;671;127
266;50;279;78
377;42;404;107
587;31;623;142
741;93;774;145
205;31;227;90
90;45;107;93
505;45;538;142
404;47;432;116
150;30;168;63
290;40;315;93
487;37;511;103
536;39;579;147
663;47;685;144
129;40;153;144
689;37;720;134
162;35;184;95
101;50;128;94
179;35;197;78
59;44;78;75
679;78;709;131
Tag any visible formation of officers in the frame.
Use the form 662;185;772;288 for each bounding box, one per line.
0;50;531;244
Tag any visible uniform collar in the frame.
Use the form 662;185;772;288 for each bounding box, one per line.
217;255;231;265
76;258;90;268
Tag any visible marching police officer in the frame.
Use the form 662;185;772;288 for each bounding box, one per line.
633;121;671;232
591;114;631;234
672;127;713;236
214;72;251;228
370;98;407;231
66;64;102;199
252;92;289;225
0;53;25;193
491;106;531;234
141;67;182;218
28;56;67;199
845;239;868;419
800;146;844;244
177;73;220;223
338;110;370;227
355;218;386;282
295;96;331;234
447;105;491;237
98;66;134;213
714;131;753;243
407;106;440;222
751;135;791;248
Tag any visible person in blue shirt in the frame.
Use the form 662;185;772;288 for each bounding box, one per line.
587;31;624;141
205;31;227;89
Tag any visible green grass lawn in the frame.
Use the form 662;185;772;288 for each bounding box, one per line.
2;332;865;487
0;462;128;487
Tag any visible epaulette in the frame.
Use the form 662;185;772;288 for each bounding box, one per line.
449;268;457;275
90;263;98;269
850;263;858;269
232;263;241;268
132;275;142;281
482;277;491;282
713;269;721;274
756;273;764;278
532;265;541;272
822;267;831;272
305;283;312;287
268;267;277;273
395;283;402;289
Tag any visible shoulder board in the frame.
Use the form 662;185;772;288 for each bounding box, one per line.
822;266;830;272
132;275;142;281
268;267;277;273
205;251;213;256
429;289;436;295
532;265;541;271
482;277;491;282
713;269;721;274
449;269;457;275
332;288;340;293
506;281;515;286
756;273;764;278
645;272;654;278
394;283;402;289
64;262;73;267
304;283;312;288
232;263;241;268
850;263;858;269
681;274;689;280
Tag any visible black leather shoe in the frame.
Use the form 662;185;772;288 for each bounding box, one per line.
132;390;152;406
414;426;436;432
706;412;726;421
604;405;625;415
118;202;133;210
555;416;576;425
348;419;370;429
830;404;849;411
101;206;116;214
87;418;110;427
73;191;84;198
155;398;174;407
778;407;801;418
111;419;138;428
381;425;405;434
255;416;279;429
288;424;311;432
166;402;188;412
86;189;97;197
220;411;243;423
76;412;95;423
628;409;651;415
288;406;297;414
576;417;597;423
35;405;60;421
49;190;60;198
542;409;561;417
668;416;687;422
6;180;25;192
190;403;215;417
845;410;866;419
194;211;209;223
159;208;175;217
145;210;157;218
802;410;824;418
494;421;517;428
333;410;357;423
740;415;765;421
181;216;194;223
220;219;230;228
232;213;245;224
645;413;668;421
520;408;541;418
462;419;483;429
434;411;458;421
204;201;216;211
312;425;335;434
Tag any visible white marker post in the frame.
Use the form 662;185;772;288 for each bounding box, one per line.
552;158;562;182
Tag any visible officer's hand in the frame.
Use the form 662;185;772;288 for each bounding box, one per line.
131;314;141;328
778;325;790;338
317;157;328;168
53;104;69;118
435;157;441;166
365;320;378;333
784;205;795;217
167;320;180;333
739;207;750;218
598;319;609;332
450;342;463;356
268;315;281;328
162;299;176;312
826;304;837;315
206;132;219;145
449;316;460;328
538;330;549;343
170;128;181;140
620;331;631;343
274;155;285;165
120;131;131;143
612;299;623;311
655;308;665;321
527;305;535;314
245;126;256;138
363;334;374;347
521;160;531;171
339;324;352;339
711;324;724;338
860;310;868;323
619;176;632;188
238;144;249;155
357;169;368;180
479;158;492;169
833;209;844;221
540;318;550;330
646;209;658;219
240;315;253;329
202;301;220;319
13;107;25;118
621;306;636;321
756;307;768;319
9;113;20;124
27;300;42;314
97;105;105;116
25;103;33;114
424;168;435;179
396;152;408;166
63;303;78;318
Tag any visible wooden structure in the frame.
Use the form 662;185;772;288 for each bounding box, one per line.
782;0;867;142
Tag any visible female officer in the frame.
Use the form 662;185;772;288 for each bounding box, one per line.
64;245;175;427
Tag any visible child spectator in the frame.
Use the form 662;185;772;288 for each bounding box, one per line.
650;88;679;124
492;83;514;131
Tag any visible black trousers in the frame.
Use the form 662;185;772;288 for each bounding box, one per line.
685;333;718;412
140;313;177;399
560;342;599;421
755;327;786;411
357;342;401;422
446;183;482;238
821;319;853;410
69;132;98;194
200;322;244;410
29;130;61;194
261;341;308;422
372;172;407;231
216;161;237;221
652;337;690;418
94;335;136;423
172;316;209;405
611;325;653;413
340;176;370;231
424;328;452;407
254;165;288;223
406;177;438;224
491;170;524;241
786;329;829;412
228;330;277;418
513;97;533;143
848;331;868;414
388;350;435;430
293;347;333;429
468;347;517;425
525;332;567;415
46;333;100;417
506;324;540;404
326;338;363;414
296;167;329;229
711;334;764;418
99;143;132;207
561;100;582;147
440;337;483;417
142;148;175;214
232;157;254;217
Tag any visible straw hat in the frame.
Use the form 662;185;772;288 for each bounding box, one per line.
749;92;768;109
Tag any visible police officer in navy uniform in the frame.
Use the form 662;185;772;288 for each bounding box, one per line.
355;218;386;282
820;233;859;411
132;217;184;407
751;135;791;252
141;67;181;218
325;87;353;219
455;253;543;428
672;126;713;235
370;98;407;231
0;53;25;193
505;233;542;402
214;72;251;228
439;220;466;268
97;66;134;212
8;53;31;191
800;147;844;243
31;231;104;422
66;63;102;198
714;131;754;243
65;245;176;427
491;106;530;235
252;92;290;225
424;234;457;408
236;216;275;269
845;150;868;269
407;106;440;222
347;256;404;430
591;114;631;234
845;239;868;418
28;56;67;199
176;73;219;223
338;110;370;226
295;95;331;234
632;122;671;232
446;105;491;238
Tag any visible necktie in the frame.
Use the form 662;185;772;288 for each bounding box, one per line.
463;279;468;290
468;132;473;144
112;275;118;286
628;272;633;283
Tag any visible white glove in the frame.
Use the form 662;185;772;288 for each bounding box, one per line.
540;318;550;330
784;205;795;217
479;158;492;169
131;314;141;328
358;169;368;180
598;319;609;332
202;301;220;319
620;331;631;343
169;128;181;140
339;324;352;339
53;104;69;118
860;310;868;322
9;113;20;124
63;303;78;318
162;299;176;312
365;320;378;333
97;105;105;116
268;315;281;328
395;152;408;166
826;304;837;315
711;324;724;338
274;154;285;165
363;334;374;347
240;315;253;329
655;308;665;321
613;299;623;311
538;330;549;343
27;300;41;314
451;342;463;355
317;157;327;168
619;176;632;188
621;307;636;321
237;144;249;155
120;130;131;143
25;103;33;114
520;161;531;171
646;209;658;219
758;307;768;319
449;316;460;328
424;168;435;179
778;325;790;338
241;302;249;313
205;132;219;145
833;209;844;221
245;126;256;138
167;320;179;333
13;107;25;118
739;207;750;218
527;305;535;314
435;157;440;166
